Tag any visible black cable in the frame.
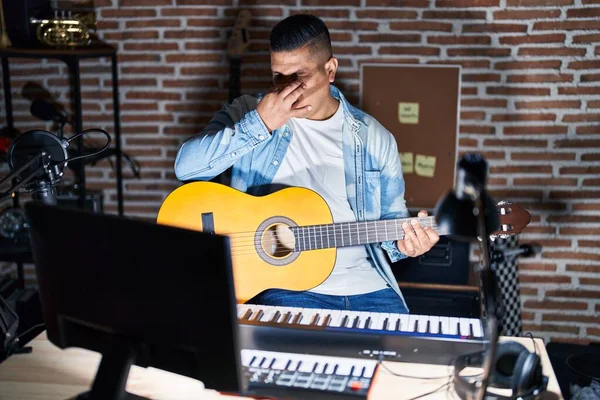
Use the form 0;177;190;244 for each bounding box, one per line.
377;354;454;380
63;128;112;164
524;331;539;356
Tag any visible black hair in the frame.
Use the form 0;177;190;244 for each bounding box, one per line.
269;14;333;62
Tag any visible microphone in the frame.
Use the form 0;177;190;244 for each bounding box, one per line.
30;99;69;125
0;128;111;206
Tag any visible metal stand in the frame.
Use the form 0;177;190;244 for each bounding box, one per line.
0;42;123;216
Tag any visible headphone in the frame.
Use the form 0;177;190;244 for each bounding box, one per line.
453;340;549;400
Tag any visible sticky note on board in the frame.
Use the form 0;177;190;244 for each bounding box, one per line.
398;102;419;124
415;154;436;178
399;152;413;174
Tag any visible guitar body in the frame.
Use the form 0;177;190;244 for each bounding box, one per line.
157;182;336;302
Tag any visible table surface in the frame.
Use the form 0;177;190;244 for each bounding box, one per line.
0;332;562;400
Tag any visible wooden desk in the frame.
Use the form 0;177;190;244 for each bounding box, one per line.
0;332;562;400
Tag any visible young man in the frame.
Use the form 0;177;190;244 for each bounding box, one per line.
174;14;439;314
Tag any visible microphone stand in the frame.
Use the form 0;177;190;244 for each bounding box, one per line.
0;152;59;205
470;189;500;400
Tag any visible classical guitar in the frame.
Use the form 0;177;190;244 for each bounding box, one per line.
157;182;531;302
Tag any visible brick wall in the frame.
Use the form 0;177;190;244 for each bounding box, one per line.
1;0;598;344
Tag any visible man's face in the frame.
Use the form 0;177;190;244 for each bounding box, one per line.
270;45;337;118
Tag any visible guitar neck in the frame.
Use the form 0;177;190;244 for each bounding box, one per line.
292;216;451;252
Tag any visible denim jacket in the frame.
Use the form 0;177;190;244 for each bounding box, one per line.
175;85;410;309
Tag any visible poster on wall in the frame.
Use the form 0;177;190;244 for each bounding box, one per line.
360;64;461;211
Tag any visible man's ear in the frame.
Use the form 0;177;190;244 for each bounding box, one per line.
326;57;338;83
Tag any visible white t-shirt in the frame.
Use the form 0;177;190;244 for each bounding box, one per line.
270;102;389;295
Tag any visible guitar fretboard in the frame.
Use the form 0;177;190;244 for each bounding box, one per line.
291;216;450;252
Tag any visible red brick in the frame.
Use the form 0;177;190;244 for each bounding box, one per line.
521;324;580;334
356;10;417;19
359;34;421;43
566;264;600;273
514;178;577;186
448;48;511;57
486;87;551;96
567;7;600;18
543;314;600;323
504;125;568;135
519;263;558;272
161;7;218;16
491;113;555;122
462;99;507;108
126;19;181;28
580;277;600;285
514;100;580;109
554;139;600;147
463;23;528;33
423;11;486;19
390;22;452;31
546;290;600;299
495;60;561;70
427;35;490;45
534;21;600;30
379;47;440;56
495;10;560;19
366;0;429;5
512;153;575;161
573;34;600;43
519;275;571;284
500;34;565;45
550;191;600;200
518;48;586;57
507;0;571;4
523;300;588;310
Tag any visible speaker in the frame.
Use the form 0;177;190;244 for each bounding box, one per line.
453;341;549;400
392;236;470;285
3;0;51;47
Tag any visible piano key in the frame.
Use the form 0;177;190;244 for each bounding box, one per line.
298;309;318;326
364;364;376;378
358;312;371;329
407;315;418;332
400;314;409;331
325;363;336;375
449;317;460;336
459;318;472;337
369;314;384;330
417;315;429;333
335;362;352;376
429;316;440;334
471;319;483;338
287;359;300;371
271;356;289;370
298;359;315;373
440;317;450;334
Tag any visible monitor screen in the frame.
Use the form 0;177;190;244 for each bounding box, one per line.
25;202;242;399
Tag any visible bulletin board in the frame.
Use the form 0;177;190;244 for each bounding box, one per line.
360;64;461;210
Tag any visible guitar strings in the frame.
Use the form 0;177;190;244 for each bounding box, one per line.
225;221;444;256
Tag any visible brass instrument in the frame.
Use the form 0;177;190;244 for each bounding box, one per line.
30;10;96;47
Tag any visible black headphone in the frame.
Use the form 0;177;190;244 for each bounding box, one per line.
454;341;549;400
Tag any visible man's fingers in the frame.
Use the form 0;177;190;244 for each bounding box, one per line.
291;104;312;117
280;80;306;100
402;222;419;256
424;228;440;245
411;219;430;249
418;209;428;218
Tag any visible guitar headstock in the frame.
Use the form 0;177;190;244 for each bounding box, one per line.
491;201;531;239
227;10;252;59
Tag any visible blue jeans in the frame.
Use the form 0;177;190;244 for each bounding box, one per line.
247;288;409;314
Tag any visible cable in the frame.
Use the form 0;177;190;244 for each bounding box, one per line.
377;354;454;380
524;331;539;356
62;128;112;164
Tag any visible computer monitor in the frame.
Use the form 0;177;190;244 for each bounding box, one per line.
25;202;242;400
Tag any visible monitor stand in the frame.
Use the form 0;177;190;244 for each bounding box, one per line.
76;342;150;400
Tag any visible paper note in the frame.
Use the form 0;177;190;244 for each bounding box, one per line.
415;154;436;178
399;152;413;174
398;102;420;124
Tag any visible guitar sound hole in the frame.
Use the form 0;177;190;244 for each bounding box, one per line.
262;224;295;258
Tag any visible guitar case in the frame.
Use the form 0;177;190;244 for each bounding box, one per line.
489;235;523;337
